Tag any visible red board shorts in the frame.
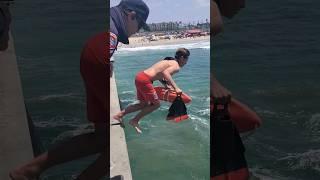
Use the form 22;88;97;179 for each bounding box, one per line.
80;32;108;123
135;71;159;104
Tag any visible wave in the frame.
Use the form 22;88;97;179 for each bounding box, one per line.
26;93;81;102
189;114;210;142
33;116;85;128
117;40;210;52
39;93;79;101
51;124;94;144
120;99;137;104
119;90;134;95
189;114;209;128
249;167;294;180
304;113;320;133
197;108;210;116
277;149;320;172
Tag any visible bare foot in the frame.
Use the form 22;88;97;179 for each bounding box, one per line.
129;120;142;134
113;112;124;124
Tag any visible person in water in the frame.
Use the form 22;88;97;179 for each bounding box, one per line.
113;48;190;134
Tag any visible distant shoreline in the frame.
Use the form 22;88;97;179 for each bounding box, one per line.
118;35;210;49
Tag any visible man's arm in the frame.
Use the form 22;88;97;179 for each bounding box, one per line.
211;0;245;102
161;66;182;93
159;79;173;89
211;74;232;103
211;1;223;36
211;1;231;102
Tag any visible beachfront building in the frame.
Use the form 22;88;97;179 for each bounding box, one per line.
148;21;180;32
134;20;210;40
144;20;209;32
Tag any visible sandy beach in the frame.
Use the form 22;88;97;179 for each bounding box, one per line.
118;35;210;48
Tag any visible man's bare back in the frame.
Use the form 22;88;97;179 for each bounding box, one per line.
144;60;180;81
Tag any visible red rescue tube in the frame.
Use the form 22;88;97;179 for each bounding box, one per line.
154;86;192;104
167;114;189;123
211;98;262;133
211;168;249;180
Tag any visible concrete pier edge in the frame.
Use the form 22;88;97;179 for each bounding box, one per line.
0;33;34;179
110;71;133;179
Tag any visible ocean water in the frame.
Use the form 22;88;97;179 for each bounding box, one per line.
11;0;105;179
113;40;210;180
213;0;320;179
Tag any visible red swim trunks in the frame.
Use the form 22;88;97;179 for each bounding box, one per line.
135;71;159;104
80;32;108;123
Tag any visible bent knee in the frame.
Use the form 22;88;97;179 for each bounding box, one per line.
138;101;148;107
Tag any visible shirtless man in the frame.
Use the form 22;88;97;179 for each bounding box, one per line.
113;48;190;134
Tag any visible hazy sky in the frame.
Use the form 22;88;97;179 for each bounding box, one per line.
110;0;210;24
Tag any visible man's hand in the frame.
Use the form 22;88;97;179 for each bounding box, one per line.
175;88;182;94
211;75;232;104
165;84;174;90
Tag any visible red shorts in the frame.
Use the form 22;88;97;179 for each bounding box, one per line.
135;71;159;104
80;32;108;123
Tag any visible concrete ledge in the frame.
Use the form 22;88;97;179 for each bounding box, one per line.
0;33;34;179
110;72;133;180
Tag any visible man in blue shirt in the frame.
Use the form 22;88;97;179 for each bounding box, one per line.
109;0;150;74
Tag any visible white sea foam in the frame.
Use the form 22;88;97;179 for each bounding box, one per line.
189;114;209;128
51;124;94;144
250;167;293;180
305;113;320;133
197;108;210;116
33;116;85;128
38;93;78;101
278;149;320;172
119;99;136;103
26;93;82;103
120;90;134;95
117;40;209;52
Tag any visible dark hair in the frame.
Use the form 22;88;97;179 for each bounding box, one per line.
175;48;190;59
164;56;175;60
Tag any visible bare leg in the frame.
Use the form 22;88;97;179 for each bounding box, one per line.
9;123;107;180
113;102;147;121
129;102;160;134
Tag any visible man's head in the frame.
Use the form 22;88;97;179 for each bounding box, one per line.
118;0;150;36
175;48;190;67
0;5;11;51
